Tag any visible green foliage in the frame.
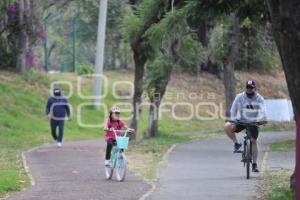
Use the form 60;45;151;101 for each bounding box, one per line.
145;6;188;48
186;0;267;24
254;34;280;71
240;17;252;28
145;54;170;94
237;28;280;71
21;69;50;86
77;63;95;75
123;0;167;44
178;36;205;72
209;24;230;66
0;0;19;69
267;187;295;200
123;13;143;42
209;21;279;72
137;0;166;22
266;170;295;200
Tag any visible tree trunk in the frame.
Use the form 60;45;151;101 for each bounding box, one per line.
129;43;147;138
111;34;117;69
145;39;179;137
145;73;172;138
291;170;296;189
223;62;237;117
223;13;239;117
121;42;128;69
146;100;160;138
16;0;27;73
266;0;300;195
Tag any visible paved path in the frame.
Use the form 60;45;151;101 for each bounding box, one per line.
268;151;295;171
7;140;150;200
147;131;295;200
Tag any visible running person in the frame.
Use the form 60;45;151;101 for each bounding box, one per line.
104;106;134;166
224;80;267;172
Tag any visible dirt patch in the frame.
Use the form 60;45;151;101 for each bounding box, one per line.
169;70;288;100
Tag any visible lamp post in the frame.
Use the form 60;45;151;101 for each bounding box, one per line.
93;0;107;109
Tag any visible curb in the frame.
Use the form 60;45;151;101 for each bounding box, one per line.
21;144;54;188
261;146;270;173
21;148;38;187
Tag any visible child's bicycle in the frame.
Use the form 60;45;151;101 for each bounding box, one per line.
104;129;132;182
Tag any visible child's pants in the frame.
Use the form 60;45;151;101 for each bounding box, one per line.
105;139;116;160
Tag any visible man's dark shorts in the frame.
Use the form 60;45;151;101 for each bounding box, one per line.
233;123;259;139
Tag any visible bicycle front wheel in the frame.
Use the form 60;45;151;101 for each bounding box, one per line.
115;152;127;182
245;140;251;179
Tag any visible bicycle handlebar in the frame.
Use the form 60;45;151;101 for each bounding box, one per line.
106;128;134;138
228;120;261;127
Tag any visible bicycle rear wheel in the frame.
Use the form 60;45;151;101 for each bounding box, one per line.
115;152;127;182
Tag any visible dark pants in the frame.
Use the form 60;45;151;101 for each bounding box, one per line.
50;119;64;142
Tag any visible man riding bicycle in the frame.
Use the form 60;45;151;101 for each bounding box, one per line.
224;80;267;173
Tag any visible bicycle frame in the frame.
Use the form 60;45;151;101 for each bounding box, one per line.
110;144;123;168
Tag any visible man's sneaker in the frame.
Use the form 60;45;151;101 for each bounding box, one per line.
252;163;260;173
57;142;62;148
104;160;110;167
234;143;242;153
54;140;58;144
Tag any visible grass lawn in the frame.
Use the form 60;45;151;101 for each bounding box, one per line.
264;169;295;200
261;121;295;132
270;139;295;152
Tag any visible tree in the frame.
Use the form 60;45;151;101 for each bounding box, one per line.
209;14;240;117
16;0;27;72
144;7;203;137
266;0;300;195
223;14;239;117
124;0;184;136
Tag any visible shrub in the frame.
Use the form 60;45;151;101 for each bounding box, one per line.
77;63;95;75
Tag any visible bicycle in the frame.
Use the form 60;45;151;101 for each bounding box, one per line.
230;120;260;179
104;129;132;182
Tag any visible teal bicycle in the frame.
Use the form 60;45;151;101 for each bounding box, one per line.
104;129;131;182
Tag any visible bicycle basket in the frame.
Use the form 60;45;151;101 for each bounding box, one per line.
116;136;129;149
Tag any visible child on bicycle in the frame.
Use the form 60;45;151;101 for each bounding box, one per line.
103;106;134;166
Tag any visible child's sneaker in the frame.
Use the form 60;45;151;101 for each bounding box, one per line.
104;160;110;166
